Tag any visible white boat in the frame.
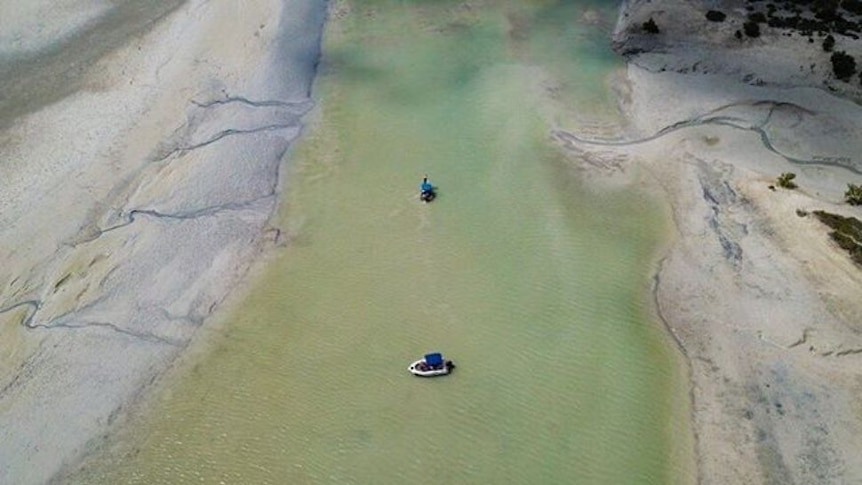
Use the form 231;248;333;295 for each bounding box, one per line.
408;352;455;377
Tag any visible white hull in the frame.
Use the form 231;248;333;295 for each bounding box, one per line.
408;358;453;377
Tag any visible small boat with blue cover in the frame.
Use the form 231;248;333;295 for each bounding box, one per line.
408;352;455;377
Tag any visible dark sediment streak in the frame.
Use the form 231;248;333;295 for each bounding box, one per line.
555;100;862;176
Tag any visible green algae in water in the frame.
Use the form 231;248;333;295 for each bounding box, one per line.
74;2;694;484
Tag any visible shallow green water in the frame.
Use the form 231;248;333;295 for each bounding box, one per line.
75;1;693;484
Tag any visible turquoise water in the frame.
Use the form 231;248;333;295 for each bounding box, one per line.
72;2;694;484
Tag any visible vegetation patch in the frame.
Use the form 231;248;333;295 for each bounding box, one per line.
739;0;862;81
813;210;862;266
777;172;797;189
823;34;836;51
831;51;857;80
706;10;727;22
846;183;862;205
750;0;862;38
744;20;762;37
643;17;660;34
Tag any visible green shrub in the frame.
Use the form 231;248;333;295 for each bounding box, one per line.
743;21;761;37
823;34;836;52
813;210;862;266
748;12;767;23
831;51;857;81
643;17;659;34
777;172;797;189
845;183;862;205
706;10;726;22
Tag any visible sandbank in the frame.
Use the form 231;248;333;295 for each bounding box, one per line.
556;1;862;482
0;0;325;483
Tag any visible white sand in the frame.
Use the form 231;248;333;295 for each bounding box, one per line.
556;1;862;482
0;0;325;483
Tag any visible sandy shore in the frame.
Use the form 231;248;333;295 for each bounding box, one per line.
558;1;862;483
0;0;325;483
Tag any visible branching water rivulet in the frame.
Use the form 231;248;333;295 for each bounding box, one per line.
153;95;310;162
190;95;313;110
555;100;862;175
0;93;306;348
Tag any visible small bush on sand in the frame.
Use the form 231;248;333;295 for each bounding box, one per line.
777;172;797;189
643;17;659;34
831;51;857;81
706;10;726;22
823;34;836;52
748;12;767;24
845;183;862;205
743;21;761;37
813;210;862;266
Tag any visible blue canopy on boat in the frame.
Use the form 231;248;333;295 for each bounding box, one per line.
424;353;443;366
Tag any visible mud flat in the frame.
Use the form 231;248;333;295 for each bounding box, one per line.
554;1;862;483
0;1;325;483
